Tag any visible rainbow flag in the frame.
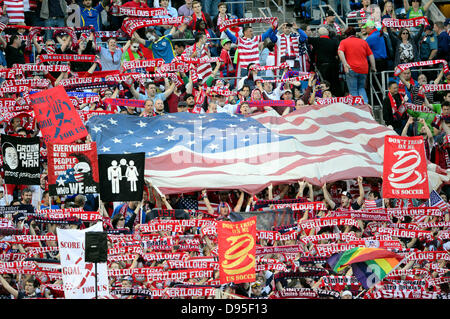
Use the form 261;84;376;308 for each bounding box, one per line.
327;247;404;289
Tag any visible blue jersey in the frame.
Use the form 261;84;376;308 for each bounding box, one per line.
145;34;175;64
80;3;104;31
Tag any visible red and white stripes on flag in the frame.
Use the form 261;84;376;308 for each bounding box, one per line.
144;104;407;195
364;200;378;210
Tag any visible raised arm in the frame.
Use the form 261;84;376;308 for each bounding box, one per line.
129;82;141;99
403;0;410;12
224;29;237;44
161;195;173;209
433;68;444;85
419;117;434;145
423;0;435;12
0;275;19;299
201;189;216;216
356;176;365;206
321;183;336;210
401;116;415;136
163;81;176;98
233;191;245;212
32;36;43;55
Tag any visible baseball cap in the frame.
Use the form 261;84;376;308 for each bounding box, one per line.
221;38;231;46
325;9;335;17
445;18;450;26
341;290;352;297
362;20;375;28
341;191;352;199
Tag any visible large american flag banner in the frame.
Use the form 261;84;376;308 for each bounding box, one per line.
86;103;449;195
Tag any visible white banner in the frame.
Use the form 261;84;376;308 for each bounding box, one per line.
57;222;110;299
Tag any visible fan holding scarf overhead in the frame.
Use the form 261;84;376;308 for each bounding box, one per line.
382;81;409;135
132;27;176;64
120;38;148;73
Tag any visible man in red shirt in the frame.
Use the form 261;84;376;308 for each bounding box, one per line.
337;27;376;104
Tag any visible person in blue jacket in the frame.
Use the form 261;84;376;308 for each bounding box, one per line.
80;0;110;31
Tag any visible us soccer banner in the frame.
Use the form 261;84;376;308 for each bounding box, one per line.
1;134;40;185
47;142;99;196
218;216;257;285
382;136;429;199
57;222;110;299
98;152;145;202
30;86;88;144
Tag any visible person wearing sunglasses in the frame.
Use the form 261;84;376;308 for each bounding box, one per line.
387;24;424;66
120;38;145;73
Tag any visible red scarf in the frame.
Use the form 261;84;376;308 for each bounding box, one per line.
388;92;405;120
189;11;208;30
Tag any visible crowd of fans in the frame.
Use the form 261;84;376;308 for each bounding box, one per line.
0;0;449;299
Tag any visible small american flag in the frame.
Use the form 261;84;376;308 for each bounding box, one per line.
364;200;377;210
428;190;449;212
414;191;448;223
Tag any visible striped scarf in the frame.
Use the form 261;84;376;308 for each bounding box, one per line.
322;20;341;35
183;43;212;83
279;33;300;59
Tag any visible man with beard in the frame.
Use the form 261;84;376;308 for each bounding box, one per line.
12;188;34;224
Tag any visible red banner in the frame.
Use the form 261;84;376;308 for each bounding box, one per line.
30;86;87;144
382;136;429;199
218;216;257;285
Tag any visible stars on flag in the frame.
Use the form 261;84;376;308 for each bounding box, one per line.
92;126;101;133
108;118;118;125
137;120;147;128
57;177;66;186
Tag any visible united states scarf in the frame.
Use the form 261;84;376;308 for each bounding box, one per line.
85;103;448;195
